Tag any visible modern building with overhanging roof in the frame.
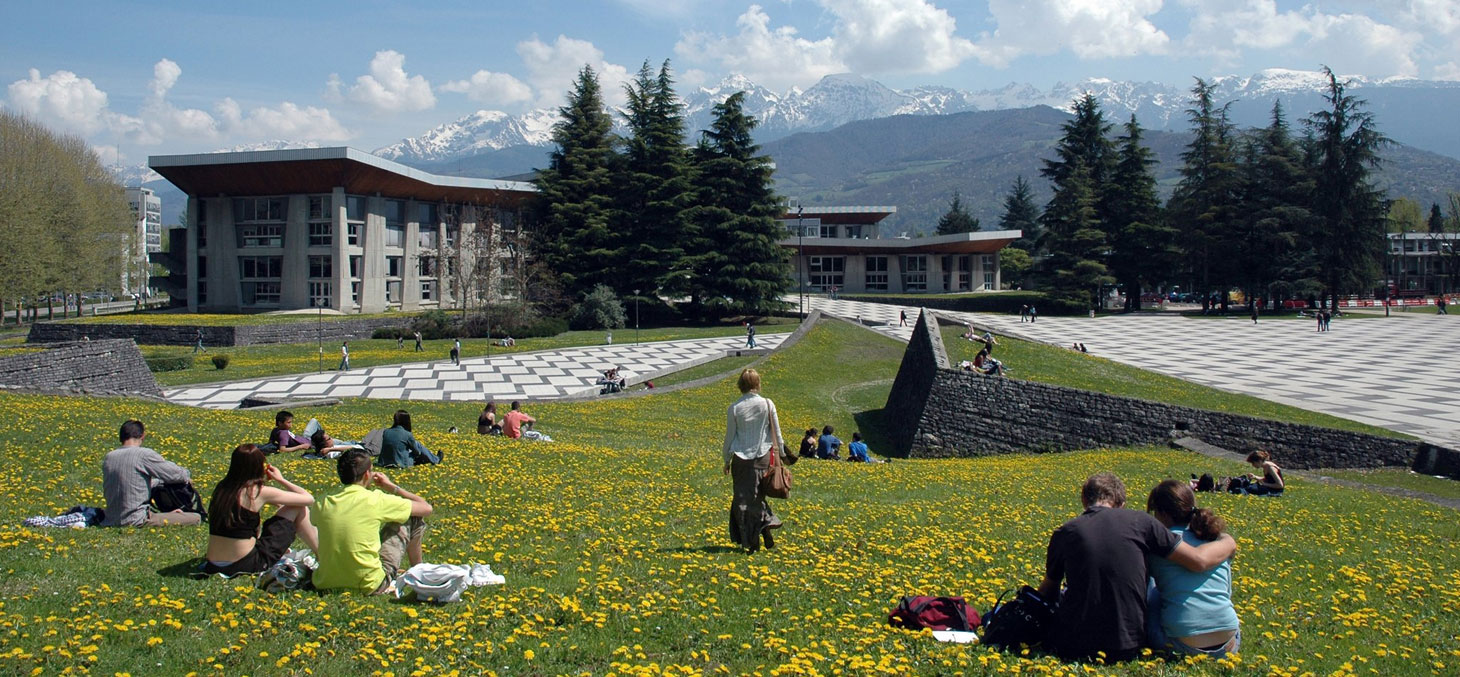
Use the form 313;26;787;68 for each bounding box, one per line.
150;147;536;313
779;206;1020;293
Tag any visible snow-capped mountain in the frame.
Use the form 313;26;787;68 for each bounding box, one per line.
374;109;558;162
215;140;322;153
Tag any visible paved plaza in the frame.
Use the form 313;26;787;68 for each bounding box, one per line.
165;334;785;410
807;297;1460;446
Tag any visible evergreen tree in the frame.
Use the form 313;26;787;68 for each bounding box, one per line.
1234;101;1316;306
1168;78;1242;309
1000;175;1042;252
1306;66;1389;308
935;190;980;235
1429;203;1445;234
1105;116;1174;310
532;66;619;300
684;92;788;316
1039;94;1113;307
617;60;692;301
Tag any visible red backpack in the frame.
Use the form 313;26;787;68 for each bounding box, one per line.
888;596;981;632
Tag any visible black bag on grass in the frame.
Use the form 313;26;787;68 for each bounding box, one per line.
150;482;207;522
980;586;1054;648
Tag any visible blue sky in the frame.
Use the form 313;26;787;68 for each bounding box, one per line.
5;0;1458;163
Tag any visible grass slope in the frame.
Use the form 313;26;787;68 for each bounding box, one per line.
61;311;419;326
943;327;1407;439
0;321;1456;676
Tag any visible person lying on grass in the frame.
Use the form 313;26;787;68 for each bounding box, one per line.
202;444;319;576
312;450;433;594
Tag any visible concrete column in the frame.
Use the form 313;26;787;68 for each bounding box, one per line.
928;255;945;292
212;197;241;311
845;255;866;294
402;200;421;311
437;219;450;307
280;195;309;309
360;196;387;313
331;188;349;311
185;197;198;312
889;255;904;293
992;252;1002;291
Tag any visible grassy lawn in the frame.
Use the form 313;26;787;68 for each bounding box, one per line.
1;320;1457;675
646;355;759;389
943;326;1409;439
60;311;419;326
1317;468;1460;500
145;319;798;387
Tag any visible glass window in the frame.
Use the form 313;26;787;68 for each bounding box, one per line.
197;280;207;304
984;271;995;290
196;203;208;248
418;257;436;277
236;223;283;248
346;195;367;222
385;200;404;227
309;281;332;308
418;203;438;228
865;256;888;291
349;255;362;278
902;255;927;291
808;256;845;290
308;195;332;220
233;197;285;222
386;224;405;248
819;224;838;238
419;228;438;250
444;225;457;248
241;281;281;305
387;256;402;277
844;225;864;239
309;255;332;279
309;222;332;247
386;280;402;304
239;256;282;279
350;281;360;305
420;280;436;301
197;256;208;278
348;223;361;247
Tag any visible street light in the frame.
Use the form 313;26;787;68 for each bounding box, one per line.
797;206;804;317
634;288;640;345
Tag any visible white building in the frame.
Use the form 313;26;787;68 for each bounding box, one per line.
124;186;163;296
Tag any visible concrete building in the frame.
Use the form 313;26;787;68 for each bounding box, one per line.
149;147;535;313
1386;231;1460;296
124;186;163;296
779;206;1021;294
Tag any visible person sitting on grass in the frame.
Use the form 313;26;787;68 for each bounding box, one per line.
271;411;313;454
1241;451;1285;496
846;432;872;462
477;402;502;435
798;428;819;459
502;401;536;440
817;425;842;460
312;450;433;594
202;444;319;576
1037;473;1236;664
1144;479;1240;659
378;410;441;468
102;420;200;527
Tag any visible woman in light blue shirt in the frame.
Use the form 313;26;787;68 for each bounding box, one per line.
721;369;785;553
1145;479;1240;658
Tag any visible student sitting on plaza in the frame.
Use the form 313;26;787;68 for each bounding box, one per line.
846;432;872;462
1144;479;1240;659
271;411;313;454
502;401;536;440
102;420;201;527
817;425;843;460
377;410;442;468
202;444;319;576
1037;473;1236;664
477;402;502;435
311;450;433;594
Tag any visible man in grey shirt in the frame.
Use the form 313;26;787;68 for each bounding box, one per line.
102;420;200;527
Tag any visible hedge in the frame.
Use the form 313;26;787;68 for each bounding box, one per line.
145;356;193;372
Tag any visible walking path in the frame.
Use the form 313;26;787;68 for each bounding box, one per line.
165;334;784;410
806;297;1460;446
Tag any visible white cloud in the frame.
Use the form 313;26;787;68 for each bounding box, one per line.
976;0;1169;67
675;5;844;92
215;98;351;141
128;58;219;144
823;0;980;73
1436;61;1460;81
6;68;114;134
328;50;436;115
517;35;632;107
1180;1;1421;78
439;70;534;106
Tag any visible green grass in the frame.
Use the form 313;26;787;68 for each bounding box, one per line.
943;326;1409;439
144;319;797;387
1;320;1457;675
1317;468;1460;500
59;311;420;326
646;355;760;388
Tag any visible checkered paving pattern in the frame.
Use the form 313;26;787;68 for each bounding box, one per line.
165;334;785;410
805;297;1460;446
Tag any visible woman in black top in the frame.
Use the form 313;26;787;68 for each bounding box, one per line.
478;402;502;435
203;444;318;575
798;428;818;459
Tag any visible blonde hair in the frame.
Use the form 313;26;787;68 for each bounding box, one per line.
737;368;762;393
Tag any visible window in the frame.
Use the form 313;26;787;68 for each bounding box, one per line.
350;281;360;305
309;222;332;247
196;202;207;248
865;256;888;291
957;256;972;290
420;280;436;301
387;256;402;277
820;224;838;239
419;228;438;250
308;195;332;220
197;256;208;278
237;223;283;248
238;256;282;279
309;255;332;279
241;281;281;305
984;271;995;290
444;258;456;276
902;255;927;291
197;280;207;304
346;196;367;222
808;256;845;290
385;200;404;227
386;280;402;304
386;224;405;248
349;255;362;279
233;197;285;222
348;224;361;247
844;225;865;239
309;281;332;308
444;225;457;248
418;257;437;277
981;255;994;269
418;203;438;229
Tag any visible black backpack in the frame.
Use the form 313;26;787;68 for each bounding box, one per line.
150;482;207;522
980;586;1054;648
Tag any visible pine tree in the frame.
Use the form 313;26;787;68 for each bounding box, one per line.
684;92;788;316
1105;116;1174;310
532;66;619;300
1235;101;1316;305
1039;94;1114;308
935;191;980;235
617;60;692;302
1306;66;1389;308
1168;78;1242;309
999;175;1042;252
1429;203;1446;234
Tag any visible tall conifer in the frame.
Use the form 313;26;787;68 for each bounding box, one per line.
936;191;980;235
1169;78;1242;308
618;60;692;301
1105;116;1173;310
1000;176;1042;252
1040;95;1114;308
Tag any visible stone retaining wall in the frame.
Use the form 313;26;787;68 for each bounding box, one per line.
28;316;410;347
883;309;1460;478
0;340;161;398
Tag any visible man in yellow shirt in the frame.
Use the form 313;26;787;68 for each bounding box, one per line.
312;450;433;593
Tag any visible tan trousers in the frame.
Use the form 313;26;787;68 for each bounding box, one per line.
378;516;428;581
144;510;202;526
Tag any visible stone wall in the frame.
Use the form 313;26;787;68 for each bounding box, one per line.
0;340;162;398
883;310;1460;478
28;316;409;347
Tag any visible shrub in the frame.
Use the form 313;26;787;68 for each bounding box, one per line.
210;354;230;370
411;309;457;340
145;356;192;372
371;327;412;340
569;284;627;331
517;315;568;338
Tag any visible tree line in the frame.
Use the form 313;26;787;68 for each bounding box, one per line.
532;61;788;319
0;110;132;323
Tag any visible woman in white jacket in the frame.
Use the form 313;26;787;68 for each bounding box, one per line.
722;369;786;553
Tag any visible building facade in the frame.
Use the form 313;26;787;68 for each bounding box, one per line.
124;186;163;297
1386;231;1460;295
779;206;1020;294
149;148;535;314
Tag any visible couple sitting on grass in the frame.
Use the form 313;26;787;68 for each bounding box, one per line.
1038;472;1240;663
271;409;441;467
203;444;433;594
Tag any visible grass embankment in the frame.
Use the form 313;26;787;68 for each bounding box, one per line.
646;355;760;389
1317;468;1460;500
61;311;418;326
942;326;1407;439
146;318;799;387
1;320;1457;675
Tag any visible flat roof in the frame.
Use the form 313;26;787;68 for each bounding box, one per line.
781;206;896;225
780;229;1022;255
149;147;536;205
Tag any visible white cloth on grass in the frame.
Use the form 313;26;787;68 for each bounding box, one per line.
396;563;505;603
931;630;980;644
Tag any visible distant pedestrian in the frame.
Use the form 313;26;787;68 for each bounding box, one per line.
450;338;461;366
899;309;908;327
413;331;423;351
193;329;206;354
746;322;757;349
1020;304;1029;322
1251;306;1258;325
338;341;350;371
1324;311;1333;332
606;331;613;345
1029;305;1038;323
397;335;404;349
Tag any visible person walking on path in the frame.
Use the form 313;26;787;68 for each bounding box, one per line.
338;341;350;371
1029;305;1037;323
721;368;785;554
450;338;461;366
745;322;757;349
899;309;908;326
1020;305;1028;322
1251;305;1258;325
413;331;423;352
193;329;207;354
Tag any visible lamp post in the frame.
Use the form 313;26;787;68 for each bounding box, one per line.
634;288;640;345
797;206;804;317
